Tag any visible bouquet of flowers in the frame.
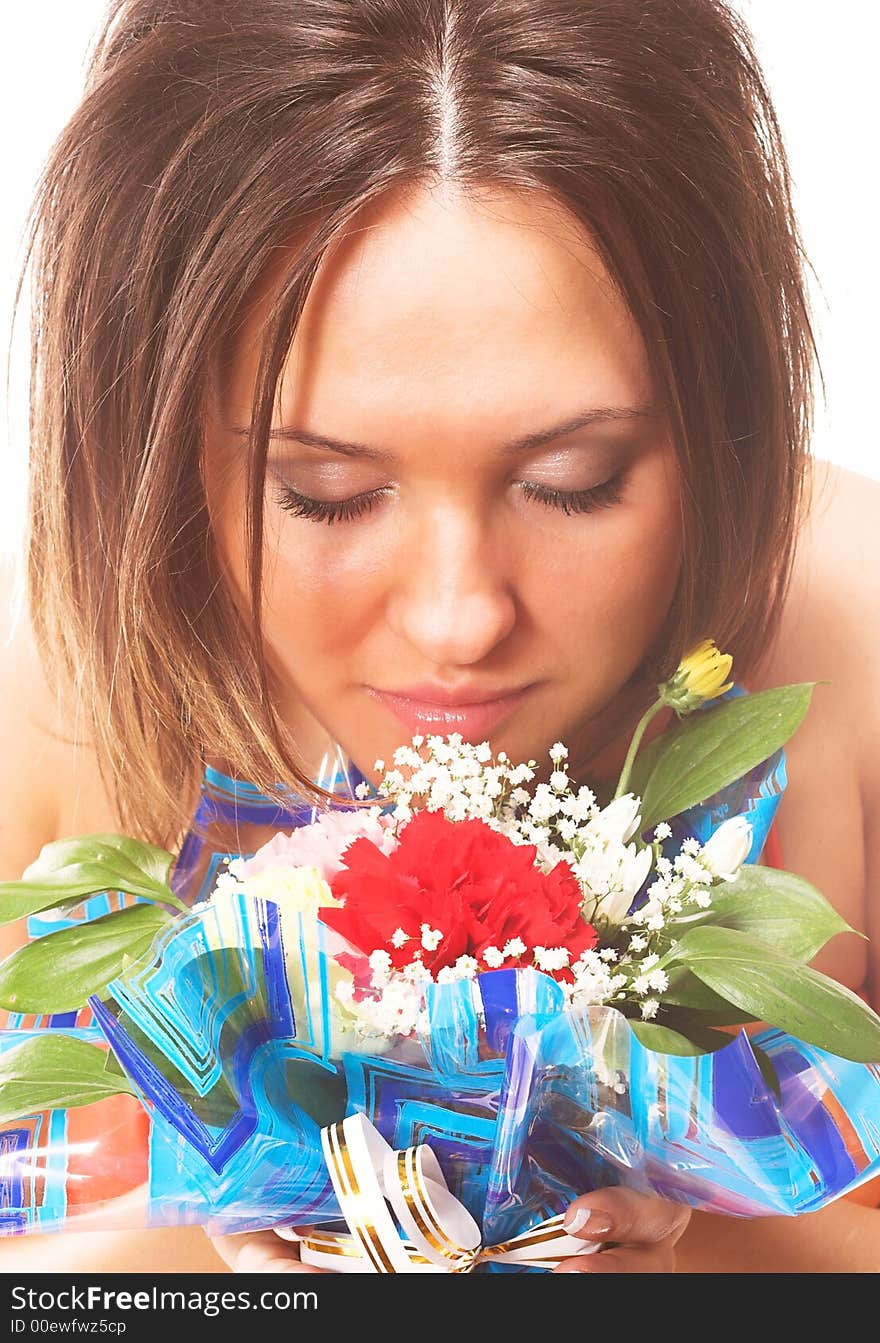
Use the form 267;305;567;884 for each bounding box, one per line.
1;642;879;1271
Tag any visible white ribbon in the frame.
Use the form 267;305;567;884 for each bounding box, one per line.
277;1113;598;1273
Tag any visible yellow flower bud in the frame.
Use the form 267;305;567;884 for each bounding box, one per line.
660;639;734;716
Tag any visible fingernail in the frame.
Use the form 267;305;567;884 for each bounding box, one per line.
564;1206;613;1237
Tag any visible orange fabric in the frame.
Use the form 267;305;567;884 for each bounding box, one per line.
760;816;880;1209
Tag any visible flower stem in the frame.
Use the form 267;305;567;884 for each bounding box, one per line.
613;698;664;800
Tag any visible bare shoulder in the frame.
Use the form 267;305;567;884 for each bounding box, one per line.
0;558;120;887
754;459;880;732
750;459;880;1000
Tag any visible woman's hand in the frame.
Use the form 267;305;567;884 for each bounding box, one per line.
209;1229;327;1273
553;1188;692;1273
211;1190;691;1274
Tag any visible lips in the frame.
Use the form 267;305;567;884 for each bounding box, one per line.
365;684;536;741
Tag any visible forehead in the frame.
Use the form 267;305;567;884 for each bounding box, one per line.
224;182;657;442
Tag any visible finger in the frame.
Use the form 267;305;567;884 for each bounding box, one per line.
554;1243;677;1274
562;1187;691;1248
211;1229;328;1274
273;1224;311;1242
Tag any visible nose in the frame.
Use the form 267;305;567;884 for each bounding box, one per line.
386;501;517;668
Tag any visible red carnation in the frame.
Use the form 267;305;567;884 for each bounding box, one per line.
320;808;597;979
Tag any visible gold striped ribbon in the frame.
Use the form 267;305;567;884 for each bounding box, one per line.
278;1114;597;1274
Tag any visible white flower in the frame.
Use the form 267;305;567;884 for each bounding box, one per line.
640;998;660;1020
628;934;647;952
652;822;672;841
631;975;651;996
436;955;480;983
633;897;666;932
550;770;569;792
368;949;393;988
502;937;527;959
592;844;653;928
402;959;433;983
568;948;629;1010
690;887;712;909
393;745;421;768
702;816;753;881
647;969;669;992
566;786;597;822
532;946;571;973
675;852;710;885
391;928;410;949
420;923;444;952
549;742;568;760
529;783;562;823
374;759;385;773
483;946;505;969
590;794;643;846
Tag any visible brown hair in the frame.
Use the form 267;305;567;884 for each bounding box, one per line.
18;0;819;846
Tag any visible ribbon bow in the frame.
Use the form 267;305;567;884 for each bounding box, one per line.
280;1114;596;1273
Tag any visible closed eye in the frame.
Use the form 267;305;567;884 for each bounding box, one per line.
271;484;392;525
270;471;627;525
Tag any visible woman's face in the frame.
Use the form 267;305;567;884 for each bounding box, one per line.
204;183;683;786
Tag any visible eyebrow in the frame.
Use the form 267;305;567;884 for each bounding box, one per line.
231;404;659;461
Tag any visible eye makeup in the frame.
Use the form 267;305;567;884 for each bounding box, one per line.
269;467;628;526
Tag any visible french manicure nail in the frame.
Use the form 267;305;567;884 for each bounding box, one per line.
563;1206;591;1233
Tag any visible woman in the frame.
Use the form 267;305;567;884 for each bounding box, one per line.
1;0;877;1272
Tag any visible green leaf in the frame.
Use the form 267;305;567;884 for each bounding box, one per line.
282;1058;347;1128
102;1018;241;1128
0;1034;136;1125
23;833;175;890
688;864;853;962
656;969;757;1024
628;1018;734;1056
667;925;880;1062
0;833;186;926
628;684;815;834
0;904;174;1013
750;1041;782;1103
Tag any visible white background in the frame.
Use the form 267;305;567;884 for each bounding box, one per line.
1;1;877;562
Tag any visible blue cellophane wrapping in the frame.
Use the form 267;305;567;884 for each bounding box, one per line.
2;684;879;1251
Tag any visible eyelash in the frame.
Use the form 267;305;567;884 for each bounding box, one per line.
271;473;626;526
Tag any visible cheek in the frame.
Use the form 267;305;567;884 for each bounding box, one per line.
529;466;682;662
260;516;386;658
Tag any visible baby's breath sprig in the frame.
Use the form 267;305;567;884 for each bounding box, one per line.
362;732;537;832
